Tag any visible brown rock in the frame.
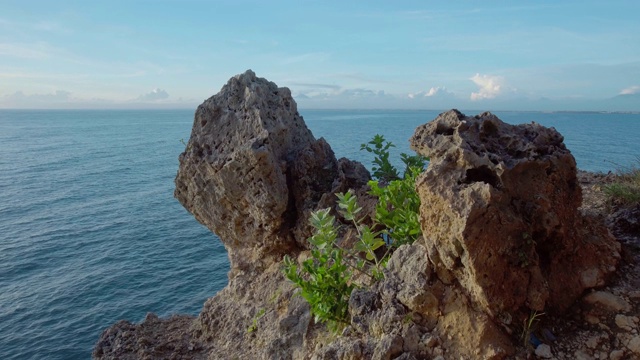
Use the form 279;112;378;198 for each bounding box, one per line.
410;110;620;317
436;285;513;359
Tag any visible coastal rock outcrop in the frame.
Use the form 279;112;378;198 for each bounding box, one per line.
172;70;373;358
94;73;629;360
409;110;621;318
174;70;369;273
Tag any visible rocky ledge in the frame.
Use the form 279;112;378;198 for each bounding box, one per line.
94;71;639;359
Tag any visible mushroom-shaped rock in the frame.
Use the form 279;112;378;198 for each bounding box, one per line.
174;70;369;272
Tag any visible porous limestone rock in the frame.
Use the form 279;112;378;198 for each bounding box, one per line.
410;110;621;318
170;70;376;359
344;244;514;360
174;70;369;272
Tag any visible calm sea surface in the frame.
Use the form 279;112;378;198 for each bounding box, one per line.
1;109;639;359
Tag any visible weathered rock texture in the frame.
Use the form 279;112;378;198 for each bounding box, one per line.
410;110;621;318
94;75;629;360
171;70;373;358
174;70;369;273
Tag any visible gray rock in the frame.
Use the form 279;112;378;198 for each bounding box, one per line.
627;335;640;355
174;70;369;273
534;343;552;358
583;291;631;313
372;334;403;360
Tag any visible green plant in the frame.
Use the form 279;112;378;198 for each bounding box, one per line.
337;190;388;280
362;135;427;248
268;288;282;305
179;138;193;152
604;159;640;205
369;170;423;248
360;134;400;182
247;308;266;333
283;209;354;333
282;135;428;334
282;190;395;333
520;310;545;348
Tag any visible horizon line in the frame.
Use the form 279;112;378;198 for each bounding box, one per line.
1;107;639;114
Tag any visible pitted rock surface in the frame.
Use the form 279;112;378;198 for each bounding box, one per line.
410;110;621;317
174;70;367;272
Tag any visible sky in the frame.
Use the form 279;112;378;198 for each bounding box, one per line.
1;0;639;111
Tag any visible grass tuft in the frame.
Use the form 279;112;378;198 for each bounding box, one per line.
604;158;640;205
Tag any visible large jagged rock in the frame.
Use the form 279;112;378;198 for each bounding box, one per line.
410;110;621;318
174;70;369;273
170;70;372;359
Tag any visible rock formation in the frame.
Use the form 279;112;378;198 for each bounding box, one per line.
174;70;369;274
409;110;620;318
94;73;628;360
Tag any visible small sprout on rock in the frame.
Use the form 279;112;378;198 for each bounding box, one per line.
247;308;266;333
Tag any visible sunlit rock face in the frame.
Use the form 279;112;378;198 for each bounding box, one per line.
410;110;620;317
174;70;370;273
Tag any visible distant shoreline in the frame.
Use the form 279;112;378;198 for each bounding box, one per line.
0;108;639;114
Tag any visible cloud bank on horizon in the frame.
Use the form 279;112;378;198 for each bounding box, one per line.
0;1;639;111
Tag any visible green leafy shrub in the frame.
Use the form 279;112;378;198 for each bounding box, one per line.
337;190;388;281
369;170;423;247
282;135;428;333
360;134;400;182
283;191;393;333
364;135;427;248
283;209;354;333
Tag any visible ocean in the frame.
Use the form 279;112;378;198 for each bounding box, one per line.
0;109;639;359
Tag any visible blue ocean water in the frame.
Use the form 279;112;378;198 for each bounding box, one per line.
0;109;639;360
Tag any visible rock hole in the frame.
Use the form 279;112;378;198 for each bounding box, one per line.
194;146;204;158
463;166;500;188
480;120;498;137
201;119;207;127
453;257;463;269
435;123;454;136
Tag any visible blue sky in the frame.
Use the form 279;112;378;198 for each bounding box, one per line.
1;0;639;110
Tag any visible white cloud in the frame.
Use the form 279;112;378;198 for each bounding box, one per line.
470;73;504;100
137;88;169;101
425;87;441;97
620;85;640;95
408;86;452;99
